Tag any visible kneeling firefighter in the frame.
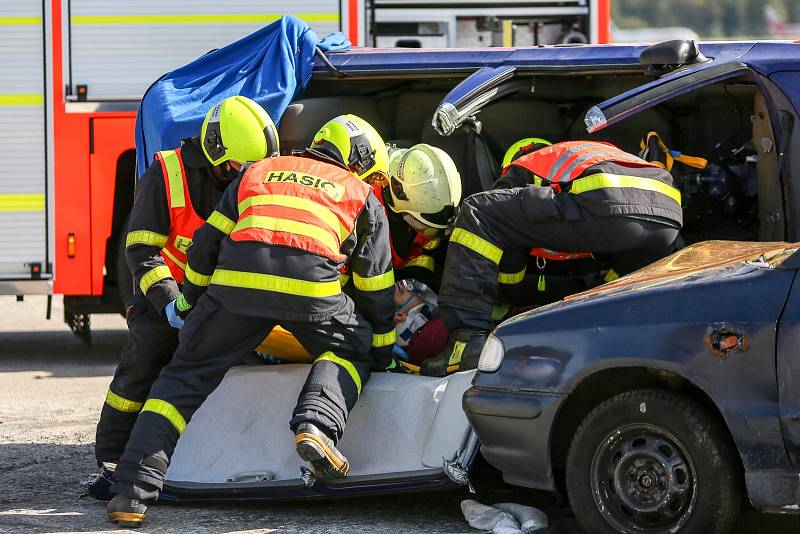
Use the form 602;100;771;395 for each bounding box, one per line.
106;115;396;527
421;140;683;376
90;96;279;499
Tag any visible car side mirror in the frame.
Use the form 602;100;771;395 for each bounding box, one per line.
639;39;710;76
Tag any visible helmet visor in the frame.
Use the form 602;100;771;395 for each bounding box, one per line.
415;205;457;229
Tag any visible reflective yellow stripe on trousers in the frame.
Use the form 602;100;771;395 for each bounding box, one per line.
105;390;143;413
316;352;362;396
569;173;682;206
141;399;186;434
450;228;503;265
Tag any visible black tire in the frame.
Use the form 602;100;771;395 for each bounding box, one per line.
565;389;742;534
116;216;133;311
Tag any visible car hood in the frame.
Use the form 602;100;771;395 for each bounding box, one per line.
567;240;799;303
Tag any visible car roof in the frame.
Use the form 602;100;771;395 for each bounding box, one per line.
312;41;800;76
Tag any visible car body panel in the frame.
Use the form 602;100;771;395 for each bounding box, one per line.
465;242;800;507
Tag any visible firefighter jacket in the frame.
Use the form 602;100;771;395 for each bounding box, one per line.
501;140;683;226
372;184;447;290
125;137;228;314
180;152;397;361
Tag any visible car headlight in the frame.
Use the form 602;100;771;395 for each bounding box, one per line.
477;334;504;372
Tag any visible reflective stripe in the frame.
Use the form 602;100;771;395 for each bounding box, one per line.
72;13;339;25
211;269;341;298
569;173;682;205
161;247;186;271
532;175;543;186
372;329;397;348
498;268;526;285
450;228;503;265
352;270;395;292
604;269;620;283
238;194;346;240
233;215;341;257
555;150;626;183
546;143;594;182
0;94;43;106
0;193;45;211
207;211;235;235
185;265;212;287
404;255;434;272
316;352;362;396
339;274;351;287
126;230;168;248
141;399;186;434
160;150;185;208
449;341;466;366
0;17;42;25
423;238;441;251
139;265;172;294
105;390;142;413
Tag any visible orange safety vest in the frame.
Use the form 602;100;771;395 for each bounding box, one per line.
155;148;205;284
506;141;665;263
372;183;438;269
231;156;371;262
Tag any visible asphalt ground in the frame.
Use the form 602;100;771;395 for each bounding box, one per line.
0;296;798;533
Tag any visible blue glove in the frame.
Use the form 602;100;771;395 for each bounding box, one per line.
164;299;184;329
393;345;410;362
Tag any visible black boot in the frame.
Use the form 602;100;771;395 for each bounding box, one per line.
420;329;488;377
87;462;116;501
106;494;148;528
294;422;350;479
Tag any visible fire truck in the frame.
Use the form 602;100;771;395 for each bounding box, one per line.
1;0;609;341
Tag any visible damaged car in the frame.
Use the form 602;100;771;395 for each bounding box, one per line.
155;38;800;532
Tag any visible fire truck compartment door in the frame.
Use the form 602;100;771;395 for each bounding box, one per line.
67;1;344;101
0;1;47;280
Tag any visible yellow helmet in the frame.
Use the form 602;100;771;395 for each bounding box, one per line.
200;96;280;166
309;114;389;181
501;137;552;168
386;144;461;229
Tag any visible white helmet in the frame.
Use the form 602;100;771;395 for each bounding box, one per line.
386;144;462;229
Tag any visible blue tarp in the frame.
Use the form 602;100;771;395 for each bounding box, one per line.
135;15;349;176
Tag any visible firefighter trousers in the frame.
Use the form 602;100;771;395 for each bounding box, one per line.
439;188;681;332
111;293;373;499
95;292;178;464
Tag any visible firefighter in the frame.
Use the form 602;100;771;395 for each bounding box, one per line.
369;144;462;291
421;140;683;376
88;96;279;500
105;115;396;527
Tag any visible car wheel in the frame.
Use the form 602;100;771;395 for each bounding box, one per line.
565;389;741;534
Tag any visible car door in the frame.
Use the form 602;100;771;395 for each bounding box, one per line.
776;262;800;471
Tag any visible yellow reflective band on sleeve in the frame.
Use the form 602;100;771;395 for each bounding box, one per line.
233;215;341;257
569;173;682;206
339;274;351;287
159;150;185;208
604;269;620;283
404;255;435;272
450;228;503;265
126;230;168;248
0;94;43;106
207;211;235;235
532;175;544;186
161;247;186;270
238;194;346;240
372;329;397;348
185;265;212;287
105;390;143;413
141;399;186;434
0;193;45;211
211;269;342;298
423;238;441;251
139;265;172;295
72;13;338;25
498;268;526;285
0;17;42;25
315;352;362;396
352;270;395;292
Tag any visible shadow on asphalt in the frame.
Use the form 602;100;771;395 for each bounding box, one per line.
0;330;127;376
